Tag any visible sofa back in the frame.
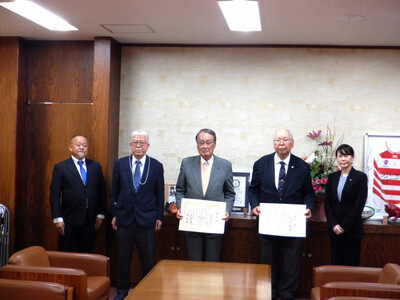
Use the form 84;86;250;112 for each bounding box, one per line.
8;246;51;267
377;263;400;284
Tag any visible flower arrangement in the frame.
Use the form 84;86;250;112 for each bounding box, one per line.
305;126;343;198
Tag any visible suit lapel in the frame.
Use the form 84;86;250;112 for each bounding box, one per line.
266;156;278;194
341;167;356;201
190;156;203;196
282;157;297;196
127;155;135;189
138;156;151;192
206;156;221;198
330;172;340;202
85;159;92;185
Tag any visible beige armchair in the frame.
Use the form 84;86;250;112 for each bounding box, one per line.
0;246;110;300
311;263;400;300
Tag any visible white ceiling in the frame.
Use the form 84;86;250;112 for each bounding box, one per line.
1;0;400;46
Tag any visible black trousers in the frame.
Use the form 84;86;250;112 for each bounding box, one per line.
116;220;155;295
58;212;95;253
185;232;222;262
259;234;301;300
330;236;362;266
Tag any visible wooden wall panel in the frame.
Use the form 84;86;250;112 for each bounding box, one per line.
92;37;121;255
92;37;121;199
21;104;93;250
28;41;94;104
1;37;120;259
15;41;95;251
0;37;27;254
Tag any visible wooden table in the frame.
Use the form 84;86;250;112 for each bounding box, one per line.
126;260;271;300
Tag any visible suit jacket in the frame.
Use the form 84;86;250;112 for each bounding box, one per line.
175;155;236;213
50;157;106;227
111;155;164;228
249;153;315;210
324;167;368;239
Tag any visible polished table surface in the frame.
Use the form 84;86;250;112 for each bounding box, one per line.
126;259;271;300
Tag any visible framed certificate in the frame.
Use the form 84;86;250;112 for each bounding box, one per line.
165;183;177;204
231;172;250;213
179;198;226;234
259;203;306;237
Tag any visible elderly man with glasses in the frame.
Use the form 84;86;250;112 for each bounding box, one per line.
249;128;315;300
175;128;235;262
111;130;164;300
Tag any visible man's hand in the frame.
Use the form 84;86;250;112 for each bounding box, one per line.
333;224;344;235
304;208;312;219
222;211;230;222
95;217;104;230
111;217;117;231
155;220;162;231
55;221;65;236
252;206;261;216
176;209;183;220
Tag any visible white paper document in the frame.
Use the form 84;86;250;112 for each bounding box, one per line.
258;203;306;237
179;198;226;234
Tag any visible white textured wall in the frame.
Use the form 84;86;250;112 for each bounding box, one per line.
119;47;400;183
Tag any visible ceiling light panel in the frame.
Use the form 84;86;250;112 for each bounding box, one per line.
218;0;261;32
0;1;78;31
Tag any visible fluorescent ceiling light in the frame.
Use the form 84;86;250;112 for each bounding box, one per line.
0;1;78;31
218;0;261;32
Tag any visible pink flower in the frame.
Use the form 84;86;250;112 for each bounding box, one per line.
307;129;321;139
319;178;327;184
319;141;332;146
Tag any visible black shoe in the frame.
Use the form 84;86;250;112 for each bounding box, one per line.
114;292;128;300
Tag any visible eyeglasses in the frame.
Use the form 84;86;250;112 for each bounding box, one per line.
131;141;147;146
197;140;214;146
274;139;292;144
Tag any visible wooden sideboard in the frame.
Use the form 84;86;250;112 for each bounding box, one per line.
111;214;400;297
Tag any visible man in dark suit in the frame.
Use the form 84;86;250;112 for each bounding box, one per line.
111;130;164;300
50;134;106;253
249;128;315;300
176;128;235;262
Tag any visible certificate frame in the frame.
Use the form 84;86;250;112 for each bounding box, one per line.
165;183;177;204
231;172;250;213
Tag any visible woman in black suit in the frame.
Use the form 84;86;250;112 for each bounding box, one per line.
324;144;368;266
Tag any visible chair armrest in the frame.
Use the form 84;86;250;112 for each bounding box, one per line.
0;264;86;275
0;278;72;300
47;250;110;277
313;265;382;287
321;282;400;300
0;265;87;300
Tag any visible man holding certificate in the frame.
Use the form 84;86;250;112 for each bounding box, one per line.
249;128;315;300
176;128;236;262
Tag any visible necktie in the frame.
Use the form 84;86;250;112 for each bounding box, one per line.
277;161;286;196
201;161;210;196
134;160;141;193
77;161;87;185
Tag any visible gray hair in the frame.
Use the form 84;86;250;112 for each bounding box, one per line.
273;129;293;140
131;130;149;142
